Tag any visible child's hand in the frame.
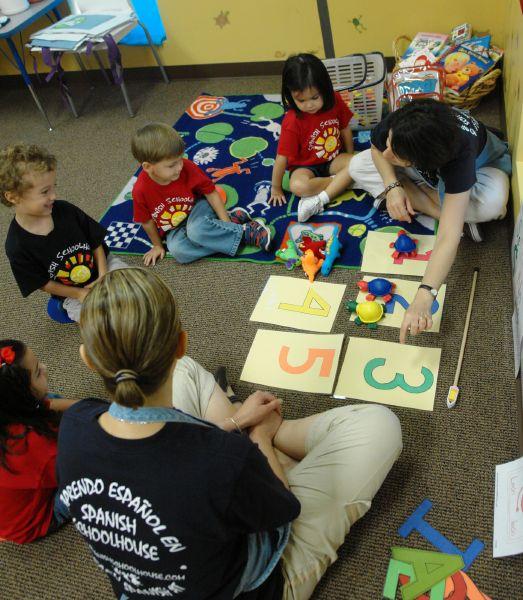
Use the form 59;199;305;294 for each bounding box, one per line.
75;288;90;303
269;187;287;206
269;186;287;206
85;275;104;290
143;245;165;267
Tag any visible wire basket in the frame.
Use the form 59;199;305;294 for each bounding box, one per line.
323;52;386;130
393;35;501;110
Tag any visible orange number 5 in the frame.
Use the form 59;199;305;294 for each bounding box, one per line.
278;346;335;377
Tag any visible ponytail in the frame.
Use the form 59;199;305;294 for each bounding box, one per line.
79;268;182;409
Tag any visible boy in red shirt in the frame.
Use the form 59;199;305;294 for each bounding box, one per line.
131;123;272;266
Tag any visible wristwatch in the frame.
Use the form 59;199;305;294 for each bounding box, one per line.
418;284;438;298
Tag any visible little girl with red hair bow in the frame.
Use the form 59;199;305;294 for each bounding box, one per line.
0;340;75;543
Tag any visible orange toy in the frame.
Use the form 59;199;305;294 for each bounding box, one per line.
301;249;323;283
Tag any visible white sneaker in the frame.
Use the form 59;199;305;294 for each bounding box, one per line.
464;222;484;243
297;195;325;222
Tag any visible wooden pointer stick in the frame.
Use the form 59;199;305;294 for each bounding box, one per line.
447;268;479;408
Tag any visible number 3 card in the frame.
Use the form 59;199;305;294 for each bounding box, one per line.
250;276;346;332
241;329;344;394
334;337;441;411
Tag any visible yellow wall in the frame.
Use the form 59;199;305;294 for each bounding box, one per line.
503;0;523;216
329;0;504;56
0;0;507;75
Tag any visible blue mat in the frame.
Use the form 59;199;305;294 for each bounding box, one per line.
100;93;435;268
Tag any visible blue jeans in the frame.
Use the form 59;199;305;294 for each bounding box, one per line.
165;200;243;264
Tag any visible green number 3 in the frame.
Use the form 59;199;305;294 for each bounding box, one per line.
364;358;434;394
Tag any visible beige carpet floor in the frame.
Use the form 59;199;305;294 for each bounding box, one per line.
0;71;522;599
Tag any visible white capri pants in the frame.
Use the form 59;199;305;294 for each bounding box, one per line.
348;148;510;224
172;356;403;600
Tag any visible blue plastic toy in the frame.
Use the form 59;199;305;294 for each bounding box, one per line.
398;499;485;572
390;229;418;259
357;277;395;302
47;298;74;324
321;234;342;276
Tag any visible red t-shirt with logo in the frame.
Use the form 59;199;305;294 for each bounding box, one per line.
132;159;215;237
0;424;57;544
277;92;353;167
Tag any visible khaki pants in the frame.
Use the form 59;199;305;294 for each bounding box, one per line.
172;357;403;600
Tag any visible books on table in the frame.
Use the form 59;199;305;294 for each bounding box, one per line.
29;13;135;51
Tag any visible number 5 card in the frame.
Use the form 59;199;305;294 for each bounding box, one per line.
250;276;346;333
241;329;344;394
334;337;441;411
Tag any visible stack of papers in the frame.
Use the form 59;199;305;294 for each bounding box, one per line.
30;13;134;51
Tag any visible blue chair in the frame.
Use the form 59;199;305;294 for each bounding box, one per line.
47;297;75;324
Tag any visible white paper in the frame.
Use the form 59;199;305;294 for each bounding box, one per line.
493;455;523;557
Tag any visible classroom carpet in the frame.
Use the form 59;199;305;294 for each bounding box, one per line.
0;73;521;600
99;93;434;267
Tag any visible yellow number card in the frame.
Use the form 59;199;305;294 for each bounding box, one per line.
241;329;344;393
250;276;346;332
361;231;436;276
335;337;441;411
351;276;447;332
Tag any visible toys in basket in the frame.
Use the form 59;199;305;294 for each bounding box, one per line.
402;32;449;60
389;65;445;111
322;53;386;130
394;24;504;109
437;34;504;96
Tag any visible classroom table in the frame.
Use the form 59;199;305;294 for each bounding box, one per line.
0;0;64;130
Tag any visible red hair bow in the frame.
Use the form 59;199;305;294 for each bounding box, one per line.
0;346;15;367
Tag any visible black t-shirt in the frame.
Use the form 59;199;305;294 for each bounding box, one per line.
56;400;300;600
5;200;107;297
370;109;487;194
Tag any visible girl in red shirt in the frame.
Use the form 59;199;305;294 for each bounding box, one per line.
269;53;355;222
0;340;73;543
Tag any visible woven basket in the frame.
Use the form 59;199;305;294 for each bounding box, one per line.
393;35;501;110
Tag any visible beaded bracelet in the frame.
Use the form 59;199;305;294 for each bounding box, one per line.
381;180;403;198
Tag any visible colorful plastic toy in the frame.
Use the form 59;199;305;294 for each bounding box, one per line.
390;230;418;259
357;277;395;302
275;239;301;270
346;299;384;329
321;234;342;276
301;249;323;283
298;234;326;260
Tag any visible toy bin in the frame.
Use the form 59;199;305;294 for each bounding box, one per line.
393;35;501;110
322;52;387;130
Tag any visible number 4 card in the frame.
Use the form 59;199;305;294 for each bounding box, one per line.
250;276;346;333
335;337;441;411
241;329;344;394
